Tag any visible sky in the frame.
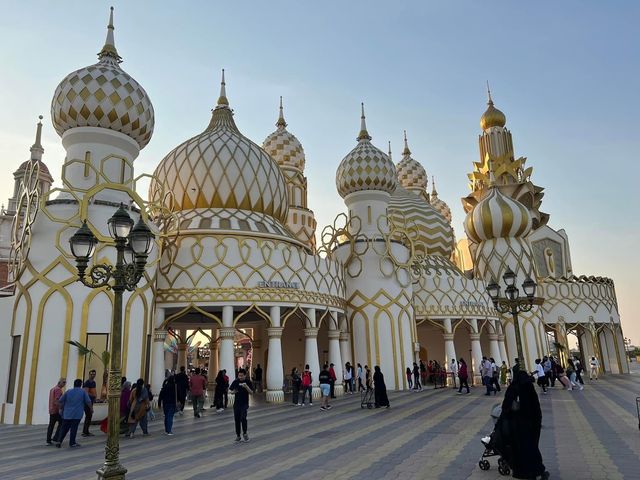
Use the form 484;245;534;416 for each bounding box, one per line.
0;1;638;344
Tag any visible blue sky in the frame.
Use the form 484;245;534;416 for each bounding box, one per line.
1;1;638;343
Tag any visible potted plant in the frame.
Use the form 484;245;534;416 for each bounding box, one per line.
67;340;110;423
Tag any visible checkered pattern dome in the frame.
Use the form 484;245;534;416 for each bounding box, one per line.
50;58;154;149
396;155;427;191
263;127;305;171
336;139;397;198
150;106;289;222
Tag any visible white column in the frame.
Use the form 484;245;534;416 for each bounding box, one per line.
304;327;321;399
218;306;235;405
442;319;456;387
328;329;344;396
489;322;502;365
469;319;483;385
151;329;167;398
177;343;188;370
498;333;508;367
339;331;352;367
208;341;218;387
266;305;284;402
164;349;174;373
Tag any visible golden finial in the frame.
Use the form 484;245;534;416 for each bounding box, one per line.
357;102;371;141
98;6;121;63
480;82;506;131
276;96;287;128
486;80;493;105
30;115;44;159
217;69;229;107
431;175;438;196
402;130;411;156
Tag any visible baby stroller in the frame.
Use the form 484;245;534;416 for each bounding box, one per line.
478;404;512;476
360;387;374;409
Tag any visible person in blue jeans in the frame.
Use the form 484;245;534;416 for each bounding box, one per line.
158;374;177;435
56;379;92;448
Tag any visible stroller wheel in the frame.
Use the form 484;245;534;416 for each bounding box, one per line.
498;464;511;476
479;460;490;470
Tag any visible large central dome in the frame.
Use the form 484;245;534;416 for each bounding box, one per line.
150;72;288;222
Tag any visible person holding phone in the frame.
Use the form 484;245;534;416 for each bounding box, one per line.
229;368;254;443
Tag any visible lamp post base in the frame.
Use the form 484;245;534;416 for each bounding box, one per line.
96;464;127;480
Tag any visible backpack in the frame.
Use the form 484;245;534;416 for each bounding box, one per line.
302;371;312;387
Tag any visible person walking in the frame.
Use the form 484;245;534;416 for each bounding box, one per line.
589;356;600;380
158;374;177;435
548;356;557;387
213;370;226;412
406;367;413;389
328;363;337;398
301;364;313;406
291;367;302;405
481;357;495;396
119;381;132;434
344;362;353;394
355;363;364;393
449;359;459;388
81;369;97;437
56;379;92;448
500;361;509;385
223;369;230;408
229;368;253;443
189;367;207;418
555;363;572;390
126;379;150;437
495;371;549;480
532;358;548;394
412;362;422;391
47;378;66;445
574;357;585;384
253;364;263;393
567;359;583;391
457;358;470;394
373;366;390;408
420;360;428;386
511;358;521;378
490;358;501;393
542;356;552;388
365;365;373;390
319;364;332;411
175;366;189;415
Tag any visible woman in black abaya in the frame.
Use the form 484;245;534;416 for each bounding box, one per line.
373;366;390;408
497;370;549;479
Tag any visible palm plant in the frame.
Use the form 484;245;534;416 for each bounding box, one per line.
67;340;110;400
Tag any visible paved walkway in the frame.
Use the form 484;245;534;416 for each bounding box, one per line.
1;368;639;480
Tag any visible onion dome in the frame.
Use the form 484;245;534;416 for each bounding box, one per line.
464;183;532;243
336;103;397;198
396;130;427;191
262;97;306;171
388;185;454;257
50;8;154;149
480;84;506;131
429;176;452;224
17;116;53;181
149;70;288;222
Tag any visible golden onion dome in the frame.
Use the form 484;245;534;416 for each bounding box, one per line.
464;184;532;243
262;97;306;171
149;71;288;222
336;103;397;198
480;87;506;131
388;186;454;257
396;131;427;191
50;8;154;149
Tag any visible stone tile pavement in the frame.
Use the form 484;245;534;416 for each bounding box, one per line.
0;365;638;479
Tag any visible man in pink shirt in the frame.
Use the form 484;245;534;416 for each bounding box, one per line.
46;377;66;445
189;368;207;418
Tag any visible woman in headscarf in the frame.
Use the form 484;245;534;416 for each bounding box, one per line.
118;381;132;434
126;378;150;437
213;370;226;412
496;370;549;479
158;374;177;435
372;366;390;408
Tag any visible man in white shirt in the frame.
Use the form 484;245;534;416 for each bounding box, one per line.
533;358;548;394
589;356;600;380
449;359;458;387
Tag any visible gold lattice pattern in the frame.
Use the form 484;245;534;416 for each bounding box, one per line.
150;107;288;221
396;155;427;191
336;140;397;197
317;213;368;279
388;186;453;257
473;237;535;287
51;59;154;148
539;275;619;316
262;127;305;171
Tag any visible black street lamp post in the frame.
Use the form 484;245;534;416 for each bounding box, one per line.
486;267;543;367
69;204;154;480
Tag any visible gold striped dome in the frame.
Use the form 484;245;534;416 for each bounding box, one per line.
51;8;154;149
389;186;454;257
480;88;506;131
262;97;305;171
149;71;288;221
336;104;397;198
396;131;427;191
464;185;532;243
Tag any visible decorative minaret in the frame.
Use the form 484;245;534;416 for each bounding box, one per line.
395;130;429;203
463;85;548;229
464;170;545;368
263;97;317;250
335;104;414;389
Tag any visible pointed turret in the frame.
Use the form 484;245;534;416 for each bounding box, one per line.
276;96;287;128
97;7;121;63
30;115;44;161
357;103;371;141
217;69;229;107
402;130;411;156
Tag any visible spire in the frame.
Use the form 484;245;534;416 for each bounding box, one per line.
98;7;121;63
276;96;287;128
387;141;392;161
431;176;438;196
217;69;229;107
486;80;493;105
30;115;44;161
357;102;371;141
402;130;411;156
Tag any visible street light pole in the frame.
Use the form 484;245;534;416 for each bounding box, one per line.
69;204;154;480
